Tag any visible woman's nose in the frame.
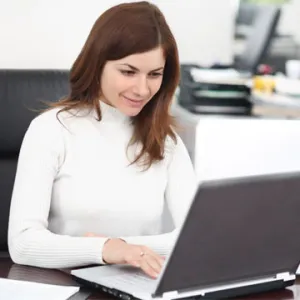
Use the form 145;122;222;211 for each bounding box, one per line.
133;76;150;98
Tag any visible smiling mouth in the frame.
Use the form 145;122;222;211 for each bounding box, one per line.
123;96;145;104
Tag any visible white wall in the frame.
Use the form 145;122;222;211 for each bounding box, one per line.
0;0;235;69
272;0;300;43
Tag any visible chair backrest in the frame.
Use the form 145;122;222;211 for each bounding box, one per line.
236;3;259;26
0;69;70;251
236;5;281;73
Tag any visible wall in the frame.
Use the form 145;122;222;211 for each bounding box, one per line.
273;0;300;43
0;0;235;69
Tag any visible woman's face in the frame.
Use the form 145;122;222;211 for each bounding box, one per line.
100;46;165;117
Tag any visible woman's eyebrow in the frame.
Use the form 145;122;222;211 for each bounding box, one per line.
118;63;164;72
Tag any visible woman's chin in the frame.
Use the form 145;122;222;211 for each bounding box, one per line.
120;105;144;117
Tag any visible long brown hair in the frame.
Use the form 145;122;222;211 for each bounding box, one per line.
47;1;180;169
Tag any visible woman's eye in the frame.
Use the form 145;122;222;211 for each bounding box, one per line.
149;73;163;78
121;70;135;76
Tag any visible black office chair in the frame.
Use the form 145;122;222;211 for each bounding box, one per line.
177;6;281;115
234;5;281;74
210;5;281;75
235;3;260;39
0;70;70;253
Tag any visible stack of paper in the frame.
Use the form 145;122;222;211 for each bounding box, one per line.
0;278;80;300
190;68;250;85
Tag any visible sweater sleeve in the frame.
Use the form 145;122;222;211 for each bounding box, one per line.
8;114;108;269
122;135;198;255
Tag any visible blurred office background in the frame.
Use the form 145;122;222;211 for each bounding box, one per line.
0;0;234;68
1;0;300;237
234;0;300;73
1;0;300;69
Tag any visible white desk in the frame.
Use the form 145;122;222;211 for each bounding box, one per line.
172;103;300;182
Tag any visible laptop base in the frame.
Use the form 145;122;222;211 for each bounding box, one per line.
72;275;295;300
72;275;139;299
198;279;295;299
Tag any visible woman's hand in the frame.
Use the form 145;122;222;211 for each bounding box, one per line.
102;238;165;279
85;232;107;238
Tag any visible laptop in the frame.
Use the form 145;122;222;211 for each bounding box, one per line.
71;172;300;300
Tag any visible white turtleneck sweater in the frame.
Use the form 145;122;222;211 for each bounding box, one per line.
8;101;197;269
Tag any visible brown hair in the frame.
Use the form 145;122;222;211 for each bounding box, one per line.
47;1;180;169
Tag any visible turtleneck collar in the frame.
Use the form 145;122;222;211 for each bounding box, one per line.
97;100;131;125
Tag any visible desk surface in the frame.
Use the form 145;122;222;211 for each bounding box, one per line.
1;257;300;300
251;91;300;119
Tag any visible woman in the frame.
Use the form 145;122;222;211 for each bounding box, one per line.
8;1;197;279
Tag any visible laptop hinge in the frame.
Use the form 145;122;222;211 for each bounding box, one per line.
276;272;295;281
162;290;178;299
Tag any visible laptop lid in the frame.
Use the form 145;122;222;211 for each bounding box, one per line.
153;172;300;297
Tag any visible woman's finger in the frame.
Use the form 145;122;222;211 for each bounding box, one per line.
140;259;159;279
125;245;164;278
126;254;161;277
140;247;164;267
85;232;96;237
142;253;162;275
85;232;107;237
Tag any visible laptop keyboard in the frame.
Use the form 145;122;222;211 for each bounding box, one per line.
102;271;158;293
72;265;159;298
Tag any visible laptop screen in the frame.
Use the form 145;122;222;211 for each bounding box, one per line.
154;172;300;296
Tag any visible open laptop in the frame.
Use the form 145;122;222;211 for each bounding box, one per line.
71;172;300;299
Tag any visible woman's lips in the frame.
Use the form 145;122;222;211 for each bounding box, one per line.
123;96;144;107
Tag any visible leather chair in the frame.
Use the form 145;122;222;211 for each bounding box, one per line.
0;70;70;253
